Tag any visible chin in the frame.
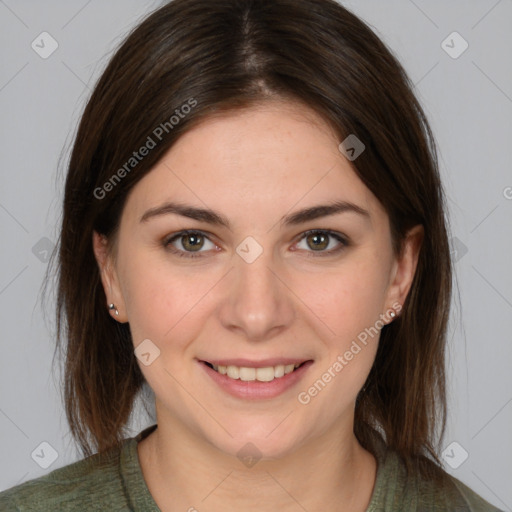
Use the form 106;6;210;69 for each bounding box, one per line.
205;418;308;463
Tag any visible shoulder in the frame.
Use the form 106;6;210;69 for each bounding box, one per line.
0;440;129;511
399;452;503;511
369;442;503;511
446;475;504;512
414;470;504;511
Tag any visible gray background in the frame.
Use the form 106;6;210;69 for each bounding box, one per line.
0;0;511;509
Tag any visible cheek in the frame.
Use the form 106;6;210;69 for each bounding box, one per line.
294;265;384;417
291;253;390;340
290;252;388;402
119;253;223;352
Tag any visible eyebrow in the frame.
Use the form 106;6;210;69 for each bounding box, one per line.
139;200;370;228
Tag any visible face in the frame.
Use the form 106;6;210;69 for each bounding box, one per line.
94;101;421;460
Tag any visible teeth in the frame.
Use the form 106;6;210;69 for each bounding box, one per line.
274;365;285;378
284;364;295;374
226;366;239;379
239;367;256;381
211;362;302;382
256;367;274;382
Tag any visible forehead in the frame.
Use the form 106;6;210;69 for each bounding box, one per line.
122;101;385;227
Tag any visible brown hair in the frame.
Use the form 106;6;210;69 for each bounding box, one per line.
50;0;452;482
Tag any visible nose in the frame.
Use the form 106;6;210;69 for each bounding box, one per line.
218;250;296;342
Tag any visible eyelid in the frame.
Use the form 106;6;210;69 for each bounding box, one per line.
164;229;220;258
292;229;349;257
163;228;349;259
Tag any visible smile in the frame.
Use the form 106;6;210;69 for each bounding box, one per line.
199;359;313;399
204;362;304;382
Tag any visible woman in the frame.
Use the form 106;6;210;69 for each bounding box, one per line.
0;0;502;510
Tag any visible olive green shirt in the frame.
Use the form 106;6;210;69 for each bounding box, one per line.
0;424;503;511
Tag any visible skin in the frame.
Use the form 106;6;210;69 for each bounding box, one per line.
93;100;423;512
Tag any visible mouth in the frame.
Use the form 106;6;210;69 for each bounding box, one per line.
199;358;314;399
201;360;309;383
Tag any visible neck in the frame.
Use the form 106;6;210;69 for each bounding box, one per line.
137;411;377;512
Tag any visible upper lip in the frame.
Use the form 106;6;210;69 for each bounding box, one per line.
199;358;311;368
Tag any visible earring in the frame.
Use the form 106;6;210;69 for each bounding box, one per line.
388;303;401;321
109;303;119;316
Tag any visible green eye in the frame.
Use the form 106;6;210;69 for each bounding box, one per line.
180;233;205;252
296;230;349;256
164;229;349;260
306;232;329;251
165;230;217;258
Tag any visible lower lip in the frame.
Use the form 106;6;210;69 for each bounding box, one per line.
200;361;313;400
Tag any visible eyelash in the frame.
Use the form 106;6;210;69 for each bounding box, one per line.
163;229;349;259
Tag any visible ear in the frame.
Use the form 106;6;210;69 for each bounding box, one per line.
92;231;128;323
384;224;424;316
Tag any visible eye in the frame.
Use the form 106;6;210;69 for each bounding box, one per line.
163;229;348;259
294;230;348;256
164;230;218;258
